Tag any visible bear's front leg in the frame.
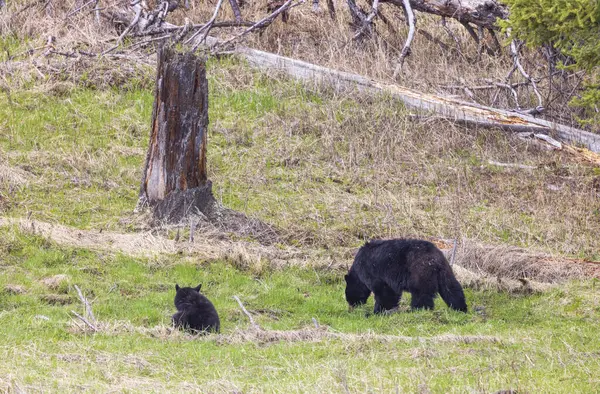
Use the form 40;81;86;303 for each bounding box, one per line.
410;291;435;310
373;283;401;314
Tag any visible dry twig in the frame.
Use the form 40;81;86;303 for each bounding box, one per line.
393;0;416;77
71;284;98;332
70;310;98;332
187;0;225;50
74;284;97;325
213;0;300;51
509;38;544;111
233;295;261;330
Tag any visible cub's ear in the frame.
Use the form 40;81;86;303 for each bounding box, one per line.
175;284;180;291
344;274;349;282
193;284;202;292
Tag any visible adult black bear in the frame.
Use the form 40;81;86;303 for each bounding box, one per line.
345;239;467;313
172;284;221;333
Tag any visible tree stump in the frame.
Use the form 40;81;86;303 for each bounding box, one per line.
137;45;279;244
138;45;218;224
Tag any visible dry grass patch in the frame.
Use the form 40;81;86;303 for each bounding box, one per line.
65;319;507;346
453;241;598;282
1;217;594;291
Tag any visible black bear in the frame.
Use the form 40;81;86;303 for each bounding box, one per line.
345;239;467;313
172;284;220;333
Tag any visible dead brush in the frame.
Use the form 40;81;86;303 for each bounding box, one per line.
0;0;591;128
453;241;590;283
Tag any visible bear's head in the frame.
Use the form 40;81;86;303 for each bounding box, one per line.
174;283;202;308
344;272;370;309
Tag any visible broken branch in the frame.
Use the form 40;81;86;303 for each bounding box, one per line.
213;0;299;51
510;38;543;110
233;295;260;329
393;0;416;77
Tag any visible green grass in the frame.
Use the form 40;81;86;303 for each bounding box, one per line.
1;229;599;392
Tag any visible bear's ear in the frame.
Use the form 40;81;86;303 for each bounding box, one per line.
175;284;180;291
344;274;349;282
193;284;202;292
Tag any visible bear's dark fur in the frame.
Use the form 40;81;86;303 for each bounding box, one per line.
172;284;220;333
345;239;467;313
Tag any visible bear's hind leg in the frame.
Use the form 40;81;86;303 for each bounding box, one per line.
373;283;401;314
410;291;435;310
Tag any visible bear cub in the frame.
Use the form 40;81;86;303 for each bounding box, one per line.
172;283;220;334
345;239;467;314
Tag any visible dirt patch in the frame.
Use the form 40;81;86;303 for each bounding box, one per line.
4;284;26;294
0;161;29;187
41;294;72;305
40;274;69;290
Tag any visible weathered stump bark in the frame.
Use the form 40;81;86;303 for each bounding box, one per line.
138;45;217;224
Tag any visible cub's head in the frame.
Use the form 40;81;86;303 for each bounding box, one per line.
344;272;370;309
174;283;202;307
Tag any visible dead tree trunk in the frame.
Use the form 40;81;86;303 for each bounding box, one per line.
138;45;217;224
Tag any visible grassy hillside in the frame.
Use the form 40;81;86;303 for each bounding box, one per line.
1;47;600;392
2;58;600;257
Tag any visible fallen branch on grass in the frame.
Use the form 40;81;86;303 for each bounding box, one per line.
70;284;98;332
70;310;98;332
74;284;97;325
233;295;261;330
487;160;536;170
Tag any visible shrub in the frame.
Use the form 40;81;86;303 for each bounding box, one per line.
502;0;600;127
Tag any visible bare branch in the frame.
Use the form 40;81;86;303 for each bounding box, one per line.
460;21;479;45
393;0;416;77
71;310;98;332
326;0;336;19
488;160;536;170
510;39;543;110
233;295;260;329
213;0;300;51
440;17;463;56
93;0;100;24
102;1;143;55
65;0;96;18
449;239;457;266
228;0;243;22
187;0;225;50
74;284;97;324
352;0;379;40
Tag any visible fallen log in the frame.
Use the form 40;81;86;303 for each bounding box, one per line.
206;37;600;154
